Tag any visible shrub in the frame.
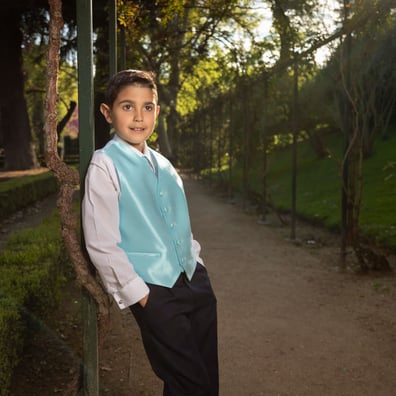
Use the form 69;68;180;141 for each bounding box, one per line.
0;209;67;395
0;171;58;221
0;298;24;395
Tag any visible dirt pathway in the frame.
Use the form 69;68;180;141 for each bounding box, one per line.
9;175;396;395
186;177;396;396
99;176;396;396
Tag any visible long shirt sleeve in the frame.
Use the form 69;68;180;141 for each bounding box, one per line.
82;150;149;309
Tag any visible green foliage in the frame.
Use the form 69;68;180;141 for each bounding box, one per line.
215;129;396;248
0;209;67;395
358;138;396;246
0;298;24;396
262;133;343;228
23;41;78;157
0;171;58;221
178;55;228;116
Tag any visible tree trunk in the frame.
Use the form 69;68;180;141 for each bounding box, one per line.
0;8;38;170
164;56;181;162
157;114;173;158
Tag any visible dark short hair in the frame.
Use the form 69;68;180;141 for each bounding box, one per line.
104;69;158;107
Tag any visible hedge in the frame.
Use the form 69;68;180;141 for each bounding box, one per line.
0;207;67;395
0;170;58;221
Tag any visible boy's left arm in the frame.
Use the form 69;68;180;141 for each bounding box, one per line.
82;154;149;309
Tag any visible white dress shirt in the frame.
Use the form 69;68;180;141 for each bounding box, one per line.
82;135;202;309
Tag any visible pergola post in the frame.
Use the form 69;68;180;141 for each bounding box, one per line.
77;0;98;394
109;0;117;76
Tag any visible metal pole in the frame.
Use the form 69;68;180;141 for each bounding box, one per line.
228;95;234;199
340;0;352;268
120;25;127;70
290;53;299;240
109;0;117;76
77;0;99;394
260;73;269;223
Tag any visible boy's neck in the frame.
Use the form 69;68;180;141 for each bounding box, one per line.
114;134;148;154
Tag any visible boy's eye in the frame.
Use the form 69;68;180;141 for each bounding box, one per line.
123;104;133;111
145;105;154;111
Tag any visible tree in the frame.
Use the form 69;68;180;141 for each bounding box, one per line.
0;0;107;170
337;0;395;270
117;0;259;160
302;0;396;270
44;1;110;392
0;3;47;170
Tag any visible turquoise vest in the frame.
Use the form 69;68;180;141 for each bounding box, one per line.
103;139;197;287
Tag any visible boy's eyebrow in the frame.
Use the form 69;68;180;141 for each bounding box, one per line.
118;99;156;105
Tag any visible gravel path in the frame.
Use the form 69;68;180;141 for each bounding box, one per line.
99;176;396;395
9;175;396;396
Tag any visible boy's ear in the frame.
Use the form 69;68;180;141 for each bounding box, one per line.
100;103;112;123
156;105;160;117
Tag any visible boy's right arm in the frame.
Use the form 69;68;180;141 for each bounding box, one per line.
82;152;149;309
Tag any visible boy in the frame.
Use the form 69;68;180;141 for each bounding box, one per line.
82;69;218;396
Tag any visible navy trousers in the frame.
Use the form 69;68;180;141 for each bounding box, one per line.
130;263;218;396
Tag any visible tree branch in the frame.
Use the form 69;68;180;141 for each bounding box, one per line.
44;0;111;391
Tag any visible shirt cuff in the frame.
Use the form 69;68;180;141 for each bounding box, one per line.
112;276;149;310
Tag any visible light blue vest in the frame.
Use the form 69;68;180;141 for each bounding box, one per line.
103;139;197;287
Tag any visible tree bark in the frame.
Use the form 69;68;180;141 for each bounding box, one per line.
0;7;38;170
44;0;110;392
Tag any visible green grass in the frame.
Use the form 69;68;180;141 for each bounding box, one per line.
0;209;68;395
359;141;396;245
215;129;396;249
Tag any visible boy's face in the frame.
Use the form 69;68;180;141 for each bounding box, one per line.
100;85;160;153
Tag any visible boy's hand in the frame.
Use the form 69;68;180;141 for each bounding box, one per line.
139;295;149;307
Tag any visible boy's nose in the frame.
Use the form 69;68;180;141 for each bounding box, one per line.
134;110;143;121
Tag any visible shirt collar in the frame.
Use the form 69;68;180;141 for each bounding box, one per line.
113;134;155;171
